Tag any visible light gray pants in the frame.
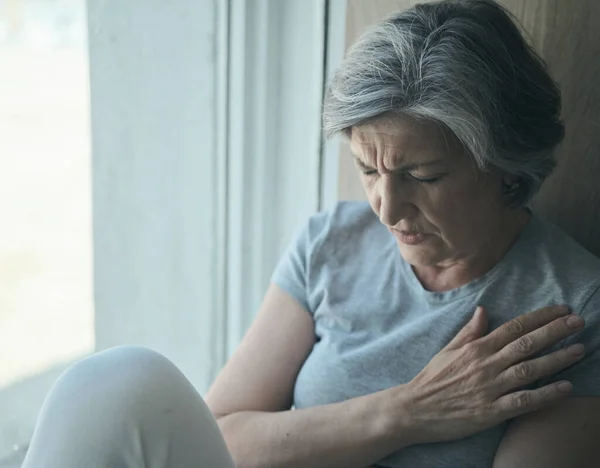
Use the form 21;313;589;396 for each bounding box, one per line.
22;346;235;468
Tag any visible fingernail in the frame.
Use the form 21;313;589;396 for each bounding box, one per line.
557;381;573;393
567;315;584;328
568;343;585;357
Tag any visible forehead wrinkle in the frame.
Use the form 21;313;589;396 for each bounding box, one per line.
353;129;407;172
350;137;376;164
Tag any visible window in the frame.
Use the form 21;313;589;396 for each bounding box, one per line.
0;0;329;465
0;0;92;463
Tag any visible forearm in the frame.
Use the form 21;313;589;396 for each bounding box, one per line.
215;387;411;468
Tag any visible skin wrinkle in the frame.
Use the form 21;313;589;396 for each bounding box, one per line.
350;113;530;293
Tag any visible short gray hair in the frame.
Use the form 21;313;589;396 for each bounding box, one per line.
323;0;565;207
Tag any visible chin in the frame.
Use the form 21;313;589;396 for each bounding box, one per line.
397;242;442;268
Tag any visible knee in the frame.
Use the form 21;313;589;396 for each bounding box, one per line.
63;345;176;384
51;346;187;419
73;345;177;377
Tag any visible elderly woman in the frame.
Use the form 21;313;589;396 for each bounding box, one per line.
22;0;600;467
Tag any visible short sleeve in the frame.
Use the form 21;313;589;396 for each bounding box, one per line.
538;284;600;396
270;211;329;314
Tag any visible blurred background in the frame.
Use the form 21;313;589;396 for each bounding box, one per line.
0;0;334;465
0;0;92;464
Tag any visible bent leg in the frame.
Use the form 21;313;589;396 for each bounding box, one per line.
22;346;234;468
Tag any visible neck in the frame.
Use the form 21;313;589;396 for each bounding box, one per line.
413;209;531;292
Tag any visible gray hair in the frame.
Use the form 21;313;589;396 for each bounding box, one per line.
323;0;565;207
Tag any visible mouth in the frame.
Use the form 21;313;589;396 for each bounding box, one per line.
391;229;428;245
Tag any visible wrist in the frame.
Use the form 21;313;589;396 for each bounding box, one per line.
379;383;419;449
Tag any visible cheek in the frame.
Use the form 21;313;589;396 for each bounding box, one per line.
426;180;501;240
448;180;502;218
436;185;472;213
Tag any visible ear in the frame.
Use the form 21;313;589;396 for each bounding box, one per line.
502;174;519;186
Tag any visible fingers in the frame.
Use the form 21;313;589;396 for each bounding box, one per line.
484;305;571;351
444;307;488;351
495;343;585;393
493;380;573;420
495;313;585;367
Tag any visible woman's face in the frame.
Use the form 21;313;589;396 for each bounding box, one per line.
350;114;514;270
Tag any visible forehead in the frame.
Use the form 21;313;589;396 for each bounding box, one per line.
349;114;460;164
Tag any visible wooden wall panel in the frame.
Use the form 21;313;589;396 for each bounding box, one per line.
338;0;600;256
502;0;600;256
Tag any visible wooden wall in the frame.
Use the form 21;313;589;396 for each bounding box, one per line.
338;0;600;256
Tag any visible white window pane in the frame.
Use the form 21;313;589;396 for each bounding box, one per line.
0;0;93;462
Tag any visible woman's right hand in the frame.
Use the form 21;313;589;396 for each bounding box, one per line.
396;305;585;445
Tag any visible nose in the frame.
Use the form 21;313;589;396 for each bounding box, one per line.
378;174;417;227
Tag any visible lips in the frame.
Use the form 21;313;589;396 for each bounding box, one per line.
391;228;427;245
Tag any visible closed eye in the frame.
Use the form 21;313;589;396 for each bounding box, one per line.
408;174;442;184
361;168;378;176
354;159;378;176
354;158;444;183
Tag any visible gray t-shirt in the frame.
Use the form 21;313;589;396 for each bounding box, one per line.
272;201;600;468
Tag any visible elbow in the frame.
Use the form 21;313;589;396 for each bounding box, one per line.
213;411;236;441
212;412;243;453
212;412;262;468
212;412;230;422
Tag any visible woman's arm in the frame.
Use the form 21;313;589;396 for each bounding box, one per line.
493;397;600;468
494;288;600;468
207;286;585;468
206;284;409;468
215;391;408;468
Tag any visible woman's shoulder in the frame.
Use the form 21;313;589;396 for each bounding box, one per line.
527;218;600;397
304;201;392;258
272;201;394;312
513;215;600;312
531;216;600;279
306;200;379;233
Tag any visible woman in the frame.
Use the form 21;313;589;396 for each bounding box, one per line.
22;0;600;467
